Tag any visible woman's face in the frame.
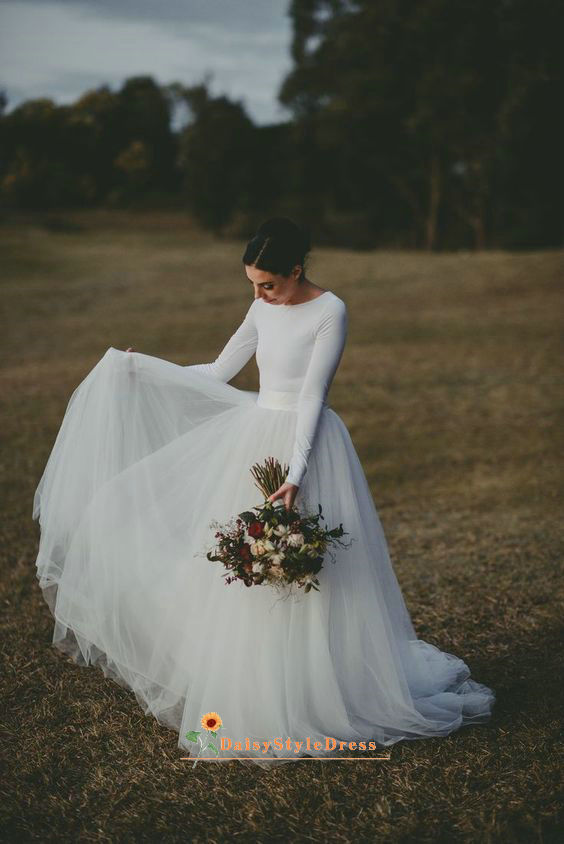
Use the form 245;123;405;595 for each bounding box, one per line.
245;265;301;305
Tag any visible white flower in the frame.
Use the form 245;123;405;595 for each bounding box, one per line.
250;538;275;556
273;524;291;538
269;551;286;565
252;560;265;574
287;532;305;547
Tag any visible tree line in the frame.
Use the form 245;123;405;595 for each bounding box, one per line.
0;0;559;250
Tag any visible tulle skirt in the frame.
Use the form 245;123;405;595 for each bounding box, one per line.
33;348;495;768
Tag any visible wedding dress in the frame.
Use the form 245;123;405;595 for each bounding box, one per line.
33;290;495;768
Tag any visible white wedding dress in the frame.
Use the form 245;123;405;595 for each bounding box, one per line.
33;290;495;767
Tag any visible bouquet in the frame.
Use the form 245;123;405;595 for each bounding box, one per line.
204;457;352;595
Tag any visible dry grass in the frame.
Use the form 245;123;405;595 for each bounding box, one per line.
1;210;562;843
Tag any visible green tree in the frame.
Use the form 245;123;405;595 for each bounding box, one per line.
279;0;560;249
173;80;255;232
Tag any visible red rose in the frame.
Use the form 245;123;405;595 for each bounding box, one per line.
248;521;264;539
243;562;252;572
240;544;252;561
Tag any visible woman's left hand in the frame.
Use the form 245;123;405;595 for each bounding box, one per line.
268;483;299;512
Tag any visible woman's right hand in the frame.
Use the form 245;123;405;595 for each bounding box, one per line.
126;347;136;353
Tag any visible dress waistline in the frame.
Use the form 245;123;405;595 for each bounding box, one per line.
256;389;330;412
256;389;300;411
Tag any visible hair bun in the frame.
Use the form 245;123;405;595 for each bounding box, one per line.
256;217;310;253
243;216;311;279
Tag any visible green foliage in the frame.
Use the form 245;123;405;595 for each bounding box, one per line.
280;0;560;249
0;77;177;210
0;1;558;248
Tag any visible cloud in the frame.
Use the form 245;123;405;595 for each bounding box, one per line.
0;0;292;34
0;0;294;124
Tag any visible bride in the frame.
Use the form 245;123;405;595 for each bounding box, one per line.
33;217;495;768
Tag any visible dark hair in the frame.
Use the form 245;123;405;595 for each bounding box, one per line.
242;217;311;281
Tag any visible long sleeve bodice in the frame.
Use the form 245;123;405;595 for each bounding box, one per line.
185;291;348;487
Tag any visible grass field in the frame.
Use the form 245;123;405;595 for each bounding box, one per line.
1;210;562;842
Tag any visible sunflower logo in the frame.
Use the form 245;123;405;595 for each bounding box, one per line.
186;710;224;768
201;711;223;732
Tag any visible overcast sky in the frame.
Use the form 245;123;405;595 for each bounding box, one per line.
0;0;295;125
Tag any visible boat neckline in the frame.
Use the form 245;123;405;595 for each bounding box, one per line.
257;291;333;308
